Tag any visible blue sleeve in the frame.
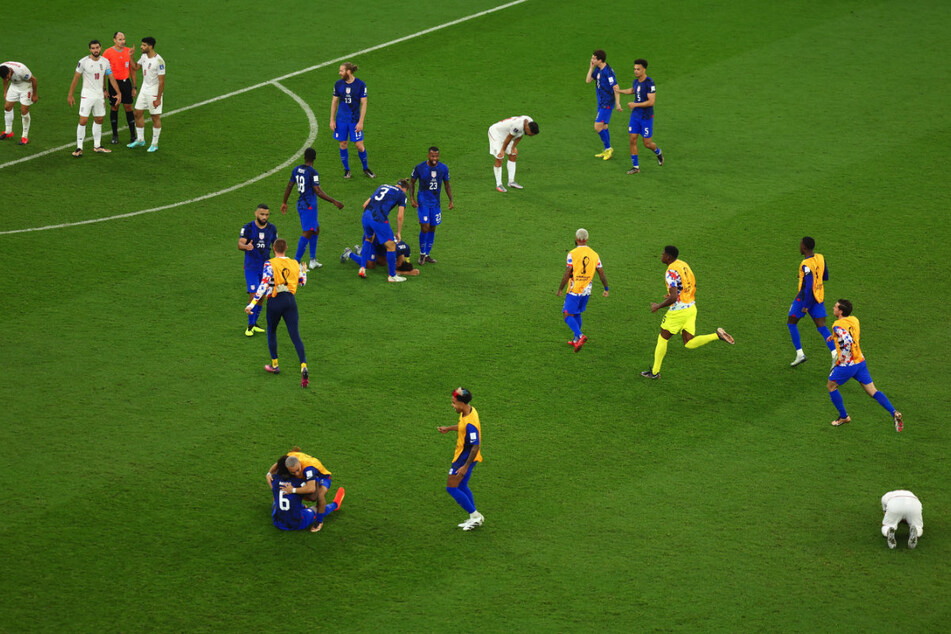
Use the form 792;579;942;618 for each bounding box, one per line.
465;423;480;446
442;164;450;181
797;271;814;305
398;191;407;205
302;466;318;482
412;164;422;180
823;263;829;281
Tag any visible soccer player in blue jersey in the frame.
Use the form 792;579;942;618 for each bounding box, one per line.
238;204;278;337
585;50;622;160
437;387;484;531
409;146;453;265
341;239;419;276
359;179;409;282
280;148;344;271
330;62;375;179
618;58;663;174
788;236;836;366
270;472;318;531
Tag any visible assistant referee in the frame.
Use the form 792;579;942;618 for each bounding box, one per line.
245;238;310;388
102;31;138;144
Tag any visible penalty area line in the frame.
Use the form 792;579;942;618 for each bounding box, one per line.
0;81;317;236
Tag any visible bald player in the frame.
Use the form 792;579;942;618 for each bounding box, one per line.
267;448;345;532
102;31;138;144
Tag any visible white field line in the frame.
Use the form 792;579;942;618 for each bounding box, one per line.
0;81;316;235
0;0;527;172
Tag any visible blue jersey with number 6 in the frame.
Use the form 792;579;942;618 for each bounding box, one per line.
366;184;407;223
271;476;309;529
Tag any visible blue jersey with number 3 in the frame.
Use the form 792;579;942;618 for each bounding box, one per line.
412;161;450;208
366;184;407;223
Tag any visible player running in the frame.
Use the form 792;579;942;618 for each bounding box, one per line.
556;228;609;352
826;299;903;431
1;61;38;144
67;40;122;157
409;146;453;265
280;148;344;271
488;115;538;192
641;245;733;379
788;236;836;366
618;58;663;174
585;49;622;160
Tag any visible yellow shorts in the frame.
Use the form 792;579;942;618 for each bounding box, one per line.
660;305;697;335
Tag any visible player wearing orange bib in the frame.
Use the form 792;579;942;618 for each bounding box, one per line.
641;245;734;379
437;388;484;531
826;299;903;431
788;236;836;367
556;228;609;352
245;239;309;387
102;32;138;144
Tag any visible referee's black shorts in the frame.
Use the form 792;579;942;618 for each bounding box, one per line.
108;78;134;105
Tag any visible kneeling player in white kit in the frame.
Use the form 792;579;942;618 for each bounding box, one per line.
881;490;923;549
1;61;38;144
128;36;165;152
67;40;122;157
487;115;538;193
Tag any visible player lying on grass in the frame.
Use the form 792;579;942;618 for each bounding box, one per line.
341;239;419;276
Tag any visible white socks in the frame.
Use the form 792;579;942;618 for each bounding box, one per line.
21;113;30;138
507;160;517;183
4;109;13;133
76;123;86;149
135;126;145;142
92;122;101;147
493;165;502;186
151;127;161;147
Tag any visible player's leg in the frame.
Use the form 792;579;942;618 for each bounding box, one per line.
425;210;440;262
18;101;31;142
493;157;505;191
108;82;120;141
282;297;307;367
627;130;641;174
383;240;398;277
91;101;108;151
595;109;613;158
641;119;663;165
881;504;903;548
75;113;90;156
506;147;521;188
129;105;146;147
418;220;431;263
354;134;373;177
643;319;674;378
148;113;161;151
859;376;902;431
308;226;320;267
827;373;850;425
123;103;136;142
446;466;477;513
265;296;282;372
787;298;807;364
811;307;835;353
337;127;351;176
2;101;14;138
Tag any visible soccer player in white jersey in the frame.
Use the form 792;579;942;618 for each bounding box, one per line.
67;40;122;157
881;490;923;549
127;36;165;152
487;116;538;193
1;61;39;144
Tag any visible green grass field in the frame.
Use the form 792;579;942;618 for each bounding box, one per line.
2;0;950;630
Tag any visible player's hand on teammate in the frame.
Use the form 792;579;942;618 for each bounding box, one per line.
280;483;295;494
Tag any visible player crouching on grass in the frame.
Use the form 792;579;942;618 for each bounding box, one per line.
267;452;345;533
341;239;419;276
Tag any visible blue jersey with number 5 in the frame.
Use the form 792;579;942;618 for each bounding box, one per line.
366;184;407;223
631;77;656;119
290;164;320;208
412;161;450;208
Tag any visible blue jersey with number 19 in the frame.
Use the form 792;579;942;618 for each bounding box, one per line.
290;164;320;208
412;161;450;208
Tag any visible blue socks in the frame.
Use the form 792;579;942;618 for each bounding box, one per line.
425;231;435;255
631;154;639;167
873;391;895;415
788;323;802;350
339;148;350;171
817;325;834;350
418;230;426;255
295;236;307;261
598;128;611;149
830;390;847;418
358;150;369;170
447;486;476;513
386;250;396;276
653;147;662;155
308;234;318;259
565;314;583;338
348;250;361;264
248;303;262;327
314;501;338;526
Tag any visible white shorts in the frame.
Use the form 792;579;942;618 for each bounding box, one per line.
135;90;163;115
881;496;923;537
488;132;515;158
5;83;34;106
79;93;106;118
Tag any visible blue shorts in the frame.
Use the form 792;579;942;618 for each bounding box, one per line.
364;215;395;244
595;107;614;124
788;297;827;319
311;475;332;490
563;293;590;315
333;120;363;143
273;507;317;531
829;361;873;386
418;205;441;226
245;267;264;294
298;203;318;232
628;115;653;138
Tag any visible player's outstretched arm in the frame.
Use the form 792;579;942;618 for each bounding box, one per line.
437;424;459;434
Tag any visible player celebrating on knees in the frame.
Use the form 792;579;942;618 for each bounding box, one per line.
556;228;609;352
359;179;409;282
267;448;345;533
826;299;903;431
330;62;374;179
409;146;453;265
280;148;344;271
67;40;122;157
641;245;733;379
618;58;663;174
102;32;138;145
788;236;836;366
1;61;38;144
487;115;538;192
341;239;419;276
238;204;278;337
245;239;310;387
437;388;484;531
585;49;622;160
127;36;164;152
